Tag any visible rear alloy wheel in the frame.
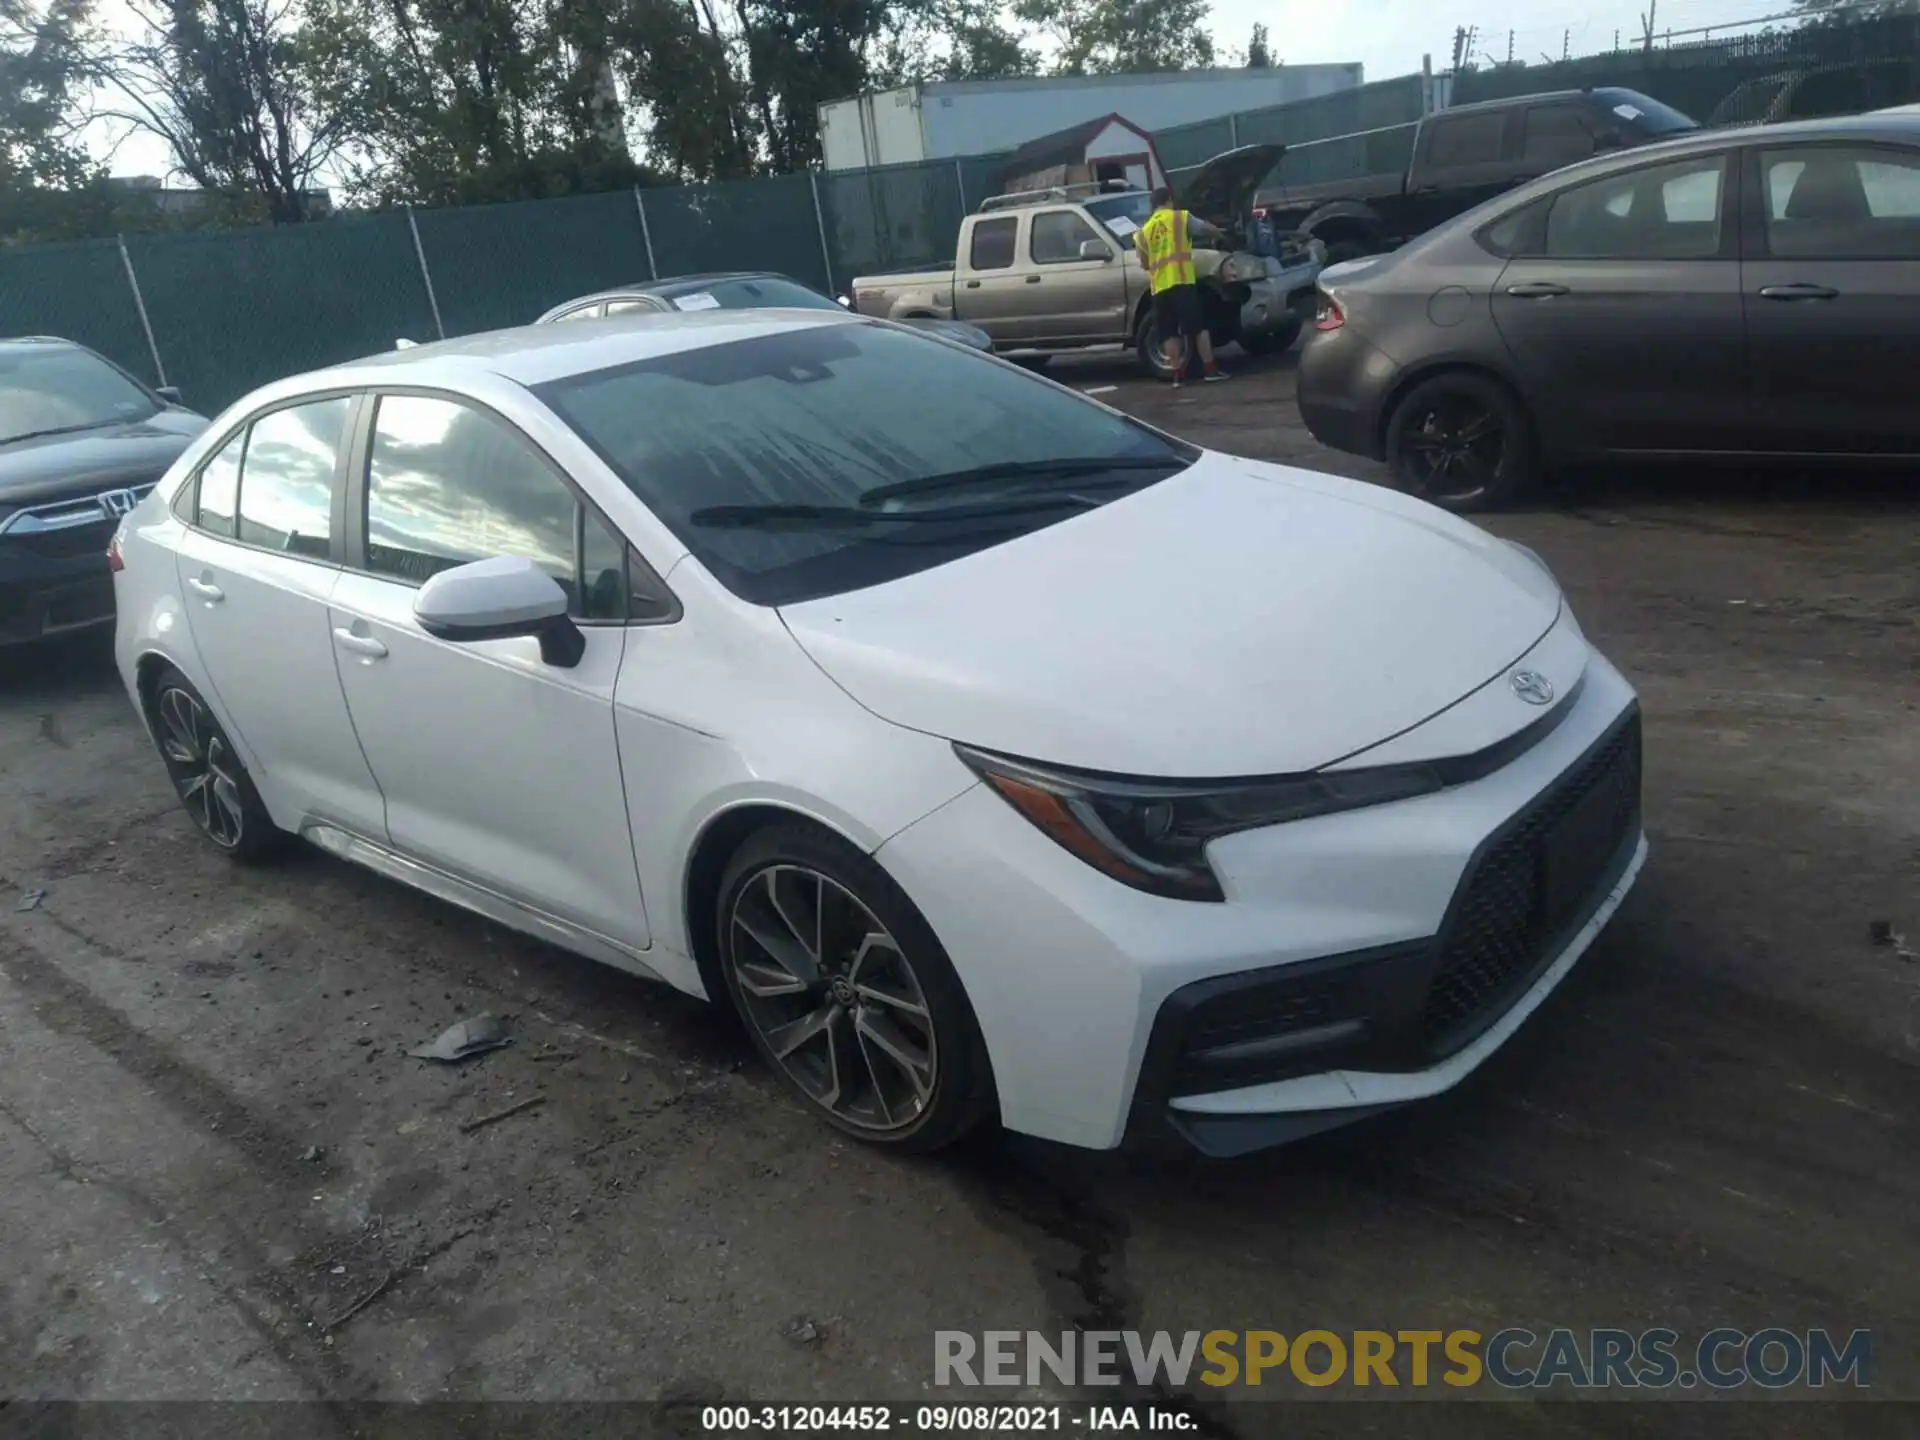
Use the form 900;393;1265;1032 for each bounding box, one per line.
717;824;993;1151
1384;373;1536;513
149;666;282;860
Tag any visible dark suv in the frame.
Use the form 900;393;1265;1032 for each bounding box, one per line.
0;338;206;646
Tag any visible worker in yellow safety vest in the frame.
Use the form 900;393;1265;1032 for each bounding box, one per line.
1134;187;1228;386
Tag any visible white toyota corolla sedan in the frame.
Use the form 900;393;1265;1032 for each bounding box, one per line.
111;310;1646;1157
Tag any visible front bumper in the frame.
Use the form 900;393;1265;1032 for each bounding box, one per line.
876;635;1644;1154
1238;256;1323;336
0;523;119;646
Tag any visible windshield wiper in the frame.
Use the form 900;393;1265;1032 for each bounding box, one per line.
1;419;124;445
689;496;1094;530
858;455;1182;508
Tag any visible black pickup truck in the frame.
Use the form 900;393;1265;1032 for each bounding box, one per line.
1256;87;1698;263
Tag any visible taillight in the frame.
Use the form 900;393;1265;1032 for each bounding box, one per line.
1315;294;1346;331
107;534;125;572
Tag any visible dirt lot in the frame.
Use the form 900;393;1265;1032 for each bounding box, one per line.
2;348;1917;1436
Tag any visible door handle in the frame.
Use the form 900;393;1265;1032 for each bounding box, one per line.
1025;274;1041;284
333;628;388;660
185;576;224;603
1506;281;1570;299
1758;282;1838;301
964;279;982;289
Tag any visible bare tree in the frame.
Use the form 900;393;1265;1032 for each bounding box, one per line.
93;0;346;221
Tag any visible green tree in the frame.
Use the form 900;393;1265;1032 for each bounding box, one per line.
1;0;94;188
1013;0;1215;76
1245;21;1270;67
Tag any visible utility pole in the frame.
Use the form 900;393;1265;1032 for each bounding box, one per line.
1641;0;1657;53
1507;30;1514;64
1562;28;1570;61
1451;24;1468;71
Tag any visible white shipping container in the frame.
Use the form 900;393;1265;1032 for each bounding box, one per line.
819;66;1366;172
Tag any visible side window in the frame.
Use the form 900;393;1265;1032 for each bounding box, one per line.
1763;146;1920;259
554;303;603;322
603;298;653;315
1543;156;1726;259
194;430;245;536
1521;106;1596;170
969;217;1018;270
236;397;349;559
1479;199;1549;257
1426;112;1507;169
366;394;620;618
1030;210;1102;263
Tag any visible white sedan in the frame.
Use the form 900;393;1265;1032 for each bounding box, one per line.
110;310;1646;1157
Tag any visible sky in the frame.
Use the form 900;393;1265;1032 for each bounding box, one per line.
92;0;1789;181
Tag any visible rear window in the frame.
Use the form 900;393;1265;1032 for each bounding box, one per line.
662;276;841;312
534;323;1191;606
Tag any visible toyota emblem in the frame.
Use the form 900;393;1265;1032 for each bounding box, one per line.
1510;670;1555;706
97;488;139;519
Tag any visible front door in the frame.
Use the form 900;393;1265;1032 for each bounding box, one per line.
1022;208;1130;343
1740;141;1920;456
171;395;387;838
1491;151;1749;455
326;391;650;950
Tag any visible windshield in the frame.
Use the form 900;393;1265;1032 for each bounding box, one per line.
1593;88;1699;136
1083;193;1156;243
0;345;158;444
662;276;843;313
536;322;1192;605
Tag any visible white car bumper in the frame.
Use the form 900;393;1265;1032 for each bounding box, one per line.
876;647;1644;1155
1238;253;1324;337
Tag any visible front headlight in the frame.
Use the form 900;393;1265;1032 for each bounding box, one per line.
955;744;1445;902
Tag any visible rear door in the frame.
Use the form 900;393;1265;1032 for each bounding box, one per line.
955;215;1039;341
1516;101;1603;182
1490;149;1748;455
171;394;387;837
1022;208;1129;343
1740;140;1920;455
1405;109;1524;237
325;390;650;949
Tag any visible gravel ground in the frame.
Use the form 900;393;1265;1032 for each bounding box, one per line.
2;346;1916;1437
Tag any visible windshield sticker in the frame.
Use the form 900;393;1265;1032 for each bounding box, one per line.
673;292;723;311
1612;103;1644;120
1104;215;1139;238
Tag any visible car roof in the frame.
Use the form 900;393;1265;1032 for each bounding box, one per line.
563;271;794;305
0;335;85;353
286;308;861;395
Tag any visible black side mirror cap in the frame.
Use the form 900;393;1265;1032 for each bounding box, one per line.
156;385;183;404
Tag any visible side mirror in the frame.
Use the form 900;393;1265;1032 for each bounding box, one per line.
155;385;183;404
836;294;852;308
413;555;584;668
1079;239;1112;261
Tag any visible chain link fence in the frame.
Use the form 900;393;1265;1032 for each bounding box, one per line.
21;14;1911;418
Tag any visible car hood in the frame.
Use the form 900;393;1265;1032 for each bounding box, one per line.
902;316;992;351
1180;143;1287;227
0;410;208;507
778;453;1565;777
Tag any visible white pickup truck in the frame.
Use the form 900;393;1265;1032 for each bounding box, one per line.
849;145;1324;378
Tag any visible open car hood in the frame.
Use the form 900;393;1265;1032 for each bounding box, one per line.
1179;143;1287;226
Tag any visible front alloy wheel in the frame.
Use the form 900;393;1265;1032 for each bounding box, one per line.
717;824;993;1150
728;865;937;1132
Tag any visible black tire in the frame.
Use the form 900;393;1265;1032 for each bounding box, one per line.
715;822;995;1152
1239;316;1304;356
1133;310;1175;380
1321;238;1377;266
1383;372;1537;513
145;664;285;861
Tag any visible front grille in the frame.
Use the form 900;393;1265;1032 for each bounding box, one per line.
7;516;115;559
1421;713;1641;1052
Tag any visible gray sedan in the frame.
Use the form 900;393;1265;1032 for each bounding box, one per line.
537;272;995;354
1296;111;1920;512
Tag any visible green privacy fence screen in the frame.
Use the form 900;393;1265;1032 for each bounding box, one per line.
0;71;1441;414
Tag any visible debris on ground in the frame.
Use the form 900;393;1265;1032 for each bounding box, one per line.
301;1145;323;1162
14;888;47;912
781;1314;823;1347
1869;922;1915;961
321;1268;397;1333
458;1095;545;1134
407;1014;512;1063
